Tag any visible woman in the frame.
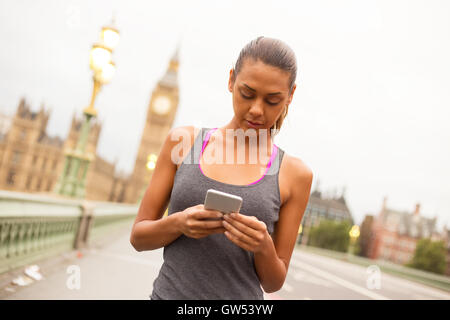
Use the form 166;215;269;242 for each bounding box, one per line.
130;36;313;300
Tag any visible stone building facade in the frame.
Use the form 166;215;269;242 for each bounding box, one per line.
0;48;179;204
125;48;180;203
0;98;126;202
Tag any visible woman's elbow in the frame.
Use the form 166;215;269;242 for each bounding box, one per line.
262;280;284;293
129;231;143;252
262;285;282;294
130;236;138;251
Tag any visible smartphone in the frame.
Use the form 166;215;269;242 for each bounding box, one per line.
204;189;243;216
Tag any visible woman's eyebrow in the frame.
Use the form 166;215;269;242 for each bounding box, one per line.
242;83;282;95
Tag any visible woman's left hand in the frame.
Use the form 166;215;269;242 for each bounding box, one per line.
222;213;271;253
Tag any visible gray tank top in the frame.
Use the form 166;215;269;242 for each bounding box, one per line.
150;127;285;300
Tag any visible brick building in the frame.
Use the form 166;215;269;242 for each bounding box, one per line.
367;197;439;265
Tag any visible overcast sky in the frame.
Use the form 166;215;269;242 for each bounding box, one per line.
1;0;449;230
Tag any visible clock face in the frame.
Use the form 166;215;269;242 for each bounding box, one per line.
152;96;171;115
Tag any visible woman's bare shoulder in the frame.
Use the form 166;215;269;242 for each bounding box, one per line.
279;152;313;206
282;152;313;182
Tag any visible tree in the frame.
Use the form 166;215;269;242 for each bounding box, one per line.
407;239;447;275
357;215;374;257
308;219;351;252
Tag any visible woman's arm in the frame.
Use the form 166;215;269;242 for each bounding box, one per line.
130;126;192;251
131;209;183;252
256;158;313;292
222;156;313;292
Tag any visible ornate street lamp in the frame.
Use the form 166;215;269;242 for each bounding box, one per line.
137;153;158;203
142;153;168;216
146;154;158;171
349;225;361;239
347;225;360;258
101;25;120;50
55;19;120;198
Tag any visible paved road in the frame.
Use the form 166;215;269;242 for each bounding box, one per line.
1;222;449;300
279;249;450;300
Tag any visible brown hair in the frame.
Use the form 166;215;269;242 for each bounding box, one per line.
231;36;297;135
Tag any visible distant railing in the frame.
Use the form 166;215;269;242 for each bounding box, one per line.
0;190;138;275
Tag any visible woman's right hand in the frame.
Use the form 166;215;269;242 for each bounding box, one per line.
176;204;226;239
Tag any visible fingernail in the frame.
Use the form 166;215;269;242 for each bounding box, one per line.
230;213;236;218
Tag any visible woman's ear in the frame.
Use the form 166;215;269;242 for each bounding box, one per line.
228;69;234;93
287;83;297;105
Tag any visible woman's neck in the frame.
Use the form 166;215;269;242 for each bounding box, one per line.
208;122;274;164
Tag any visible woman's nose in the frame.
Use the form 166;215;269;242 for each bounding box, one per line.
248;100;264;117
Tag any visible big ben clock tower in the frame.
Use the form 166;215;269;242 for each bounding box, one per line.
127;47;180;203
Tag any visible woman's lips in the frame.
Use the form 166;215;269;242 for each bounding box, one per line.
246;120;264;128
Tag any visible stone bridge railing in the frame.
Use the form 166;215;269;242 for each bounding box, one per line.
0;190;138;274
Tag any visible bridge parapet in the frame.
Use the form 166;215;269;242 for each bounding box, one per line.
0;191;138;274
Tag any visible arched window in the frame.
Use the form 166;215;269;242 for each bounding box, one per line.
6;170;16;185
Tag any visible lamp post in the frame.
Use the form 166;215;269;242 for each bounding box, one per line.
137;153;158;203
55;20;120;198
297;224;303;245
347;224;360;260
146;154;158;171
